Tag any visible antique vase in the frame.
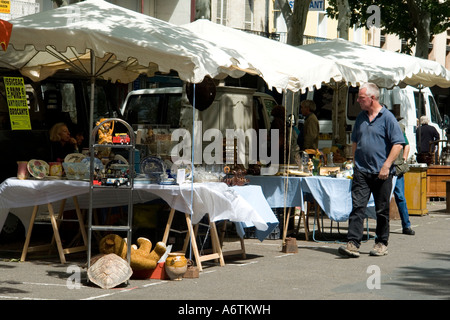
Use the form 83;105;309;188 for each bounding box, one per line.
164;253;188;280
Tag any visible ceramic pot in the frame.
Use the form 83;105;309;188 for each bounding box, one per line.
49;162;63;177
17;161;29;180
164;253;188;280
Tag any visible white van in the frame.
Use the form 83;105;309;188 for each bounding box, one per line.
121;86;278;129
300;84;445;160
349;85;445;158
121;85;279;165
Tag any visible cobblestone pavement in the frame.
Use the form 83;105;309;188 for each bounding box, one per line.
0;201;449;308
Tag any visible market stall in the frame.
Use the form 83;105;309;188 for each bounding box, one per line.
0;177;276;268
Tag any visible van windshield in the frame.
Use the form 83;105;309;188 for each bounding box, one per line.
125;93;182;128
428;94;442;125
347;86;361;121
414;91;427;119
126;94;161;124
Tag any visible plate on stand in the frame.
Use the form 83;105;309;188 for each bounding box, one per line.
64;153;86;163
27;159;49;179
140;156;165;177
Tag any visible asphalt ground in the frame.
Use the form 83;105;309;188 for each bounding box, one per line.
0;200;449;314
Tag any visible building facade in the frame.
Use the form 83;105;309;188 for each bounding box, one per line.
0;0;39;20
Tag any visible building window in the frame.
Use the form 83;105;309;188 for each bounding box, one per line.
244;0;253;30
317;12;327;38
216;0;227;25
446;30;450;69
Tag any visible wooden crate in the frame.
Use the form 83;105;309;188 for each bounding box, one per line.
404;167;428;215
426;165;450;198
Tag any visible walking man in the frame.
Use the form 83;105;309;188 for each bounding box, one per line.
339;83;404;258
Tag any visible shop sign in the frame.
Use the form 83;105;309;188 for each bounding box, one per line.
0;0;10;14
309;0;325;11
288;1;325;12
4;77;32;130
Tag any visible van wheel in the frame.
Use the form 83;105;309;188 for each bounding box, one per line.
0;213;25;242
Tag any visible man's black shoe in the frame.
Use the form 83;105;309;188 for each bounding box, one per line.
402;228;415;235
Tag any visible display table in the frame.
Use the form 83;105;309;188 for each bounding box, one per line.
0;178;275;268
247;175;392;242
247;175;379;222
246;175;306;239
405;166;428;215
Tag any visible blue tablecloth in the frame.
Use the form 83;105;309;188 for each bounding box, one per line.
301;177;373;222
301;176;396;222
247;175;396;223
245;175;304;208
231;185;279;241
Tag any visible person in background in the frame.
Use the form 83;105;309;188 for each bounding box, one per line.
298;100;319;150
74;129;86;152
339;82;404;258
416;115;440;164
393;116;415;235
49;122;78;162
270;105;288;165
287;114;300;164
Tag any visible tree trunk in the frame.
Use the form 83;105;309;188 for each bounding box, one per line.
276;0;311;46
275;0;293;28
406;0;431;59
51;0;67;7
414;12;431;59
336;0;350;40
289;0;311;46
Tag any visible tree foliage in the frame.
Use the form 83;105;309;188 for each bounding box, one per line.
326;0;450;56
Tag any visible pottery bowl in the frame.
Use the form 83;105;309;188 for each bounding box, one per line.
63;162;89;180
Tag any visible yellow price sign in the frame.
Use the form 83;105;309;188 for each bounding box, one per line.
0;0;10;14
4;77;32;130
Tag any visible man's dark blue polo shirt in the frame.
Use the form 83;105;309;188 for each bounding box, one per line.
351;106;404;174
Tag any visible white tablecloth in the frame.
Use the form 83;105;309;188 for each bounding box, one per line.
0;178;270;238
231;185;279;241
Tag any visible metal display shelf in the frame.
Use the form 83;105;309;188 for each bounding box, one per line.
87;118;135;271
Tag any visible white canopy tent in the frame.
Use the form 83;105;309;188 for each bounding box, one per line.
299;38;450;89
300;38;450;142
0;0;256;84
183;19;344;93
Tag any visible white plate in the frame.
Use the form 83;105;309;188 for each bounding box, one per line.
140;156;165;175
27;159;49;179
81;157;104;171
114;154;128;164
64;153;86;163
